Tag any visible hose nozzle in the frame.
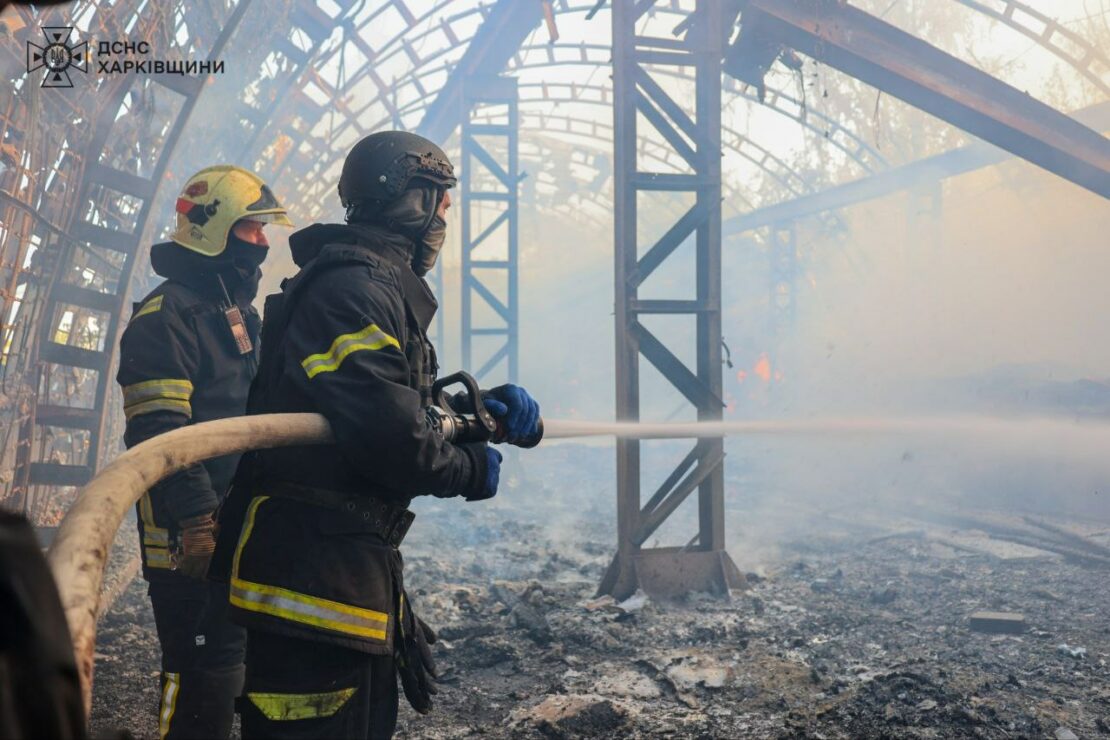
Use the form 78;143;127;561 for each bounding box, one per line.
429;371;543;447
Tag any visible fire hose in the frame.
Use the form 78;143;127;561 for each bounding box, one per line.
46;412;334;716
45;370;544;716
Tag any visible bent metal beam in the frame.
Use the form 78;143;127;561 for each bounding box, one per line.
734;0;1110;199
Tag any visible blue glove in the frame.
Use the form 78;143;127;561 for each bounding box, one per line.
474;446;502;501
483;384;540;444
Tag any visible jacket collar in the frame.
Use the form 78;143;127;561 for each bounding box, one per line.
288;223;437;331
150;241;260;306
289;223;412;269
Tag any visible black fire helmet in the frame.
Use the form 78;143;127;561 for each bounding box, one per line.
338;131;457;212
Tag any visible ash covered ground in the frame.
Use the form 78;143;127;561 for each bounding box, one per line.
90;442;1110;739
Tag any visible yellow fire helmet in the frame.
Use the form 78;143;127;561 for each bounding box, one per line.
170;165;293;256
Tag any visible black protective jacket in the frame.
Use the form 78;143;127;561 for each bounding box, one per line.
117;242;261;581
212;223;487;654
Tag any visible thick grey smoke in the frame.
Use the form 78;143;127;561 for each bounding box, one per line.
710;161;1110;563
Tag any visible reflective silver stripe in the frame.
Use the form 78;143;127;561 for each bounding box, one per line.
229;578;388;641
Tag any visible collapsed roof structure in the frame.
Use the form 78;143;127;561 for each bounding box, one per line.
0;0;1107;598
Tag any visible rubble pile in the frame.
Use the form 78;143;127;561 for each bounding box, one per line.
89;445;1110;738
395;516;1110;738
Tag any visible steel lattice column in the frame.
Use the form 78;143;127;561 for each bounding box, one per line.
600;0;744;600
769;221;797;334
460;76;519;383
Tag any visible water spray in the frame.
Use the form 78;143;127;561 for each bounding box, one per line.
543;415;1110;445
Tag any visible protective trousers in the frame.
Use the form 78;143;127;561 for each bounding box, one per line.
239;628;398;739
148;578;246;739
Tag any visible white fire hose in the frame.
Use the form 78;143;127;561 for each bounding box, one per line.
43;410;760;717
45;412;334;716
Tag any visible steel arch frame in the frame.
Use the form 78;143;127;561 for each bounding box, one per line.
279;69;852;221
6;0;1106;525
260;0;1110;223
953;0;1110;98
282;40;885;199
4;0;256;516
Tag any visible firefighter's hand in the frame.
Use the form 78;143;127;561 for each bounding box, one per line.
174;513;217;579
483;384;540;444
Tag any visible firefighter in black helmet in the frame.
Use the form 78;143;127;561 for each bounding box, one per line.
116;166;292;739
210;131;540;739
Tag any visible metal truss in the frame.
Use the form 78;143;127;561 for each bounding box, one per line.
4;0;1106;533
260;0;471;207
460;77;520;383
365;40;887;177
262;0;1110;222
509;83;823;205
768;221;798;334
376;72;846;223
265;3;890;223
0;1;254;524
954;0;1110;98
505;41;888;173
601;0;744;600
736;0;1110;198
725;100;1110;234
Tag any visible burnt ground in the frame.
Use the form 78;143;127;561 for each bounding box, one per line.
90;443;1110;739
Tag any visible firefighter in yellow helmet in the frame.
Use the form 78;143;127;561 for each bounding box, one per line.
115;165;291;740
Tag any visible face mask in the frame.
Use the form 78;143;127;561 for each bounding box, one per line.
374;186;447;276
413;214;446;277
225;232;269;270
377;189;433;236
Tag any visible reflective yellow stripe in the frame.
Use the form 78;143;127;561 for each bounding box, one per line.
140;492;155;525
145;546;172;569
300;323;400;379
124;397;192;420
123;378;193;420
122;378;193;405
230;578;389;641
143;529;169;547
247;688;356;721
159;672;179;739
139;493;170;547
230;496;389;641
139;490;171;568
231;495;269;577
132;295;163;321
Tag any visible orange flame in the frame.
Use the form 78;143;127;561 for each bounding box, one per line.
753;353;772;383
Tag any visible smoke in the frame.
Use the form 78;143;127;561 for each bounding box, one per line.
707;160;1110;564
500;136;1110;571
779;164;1110;415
